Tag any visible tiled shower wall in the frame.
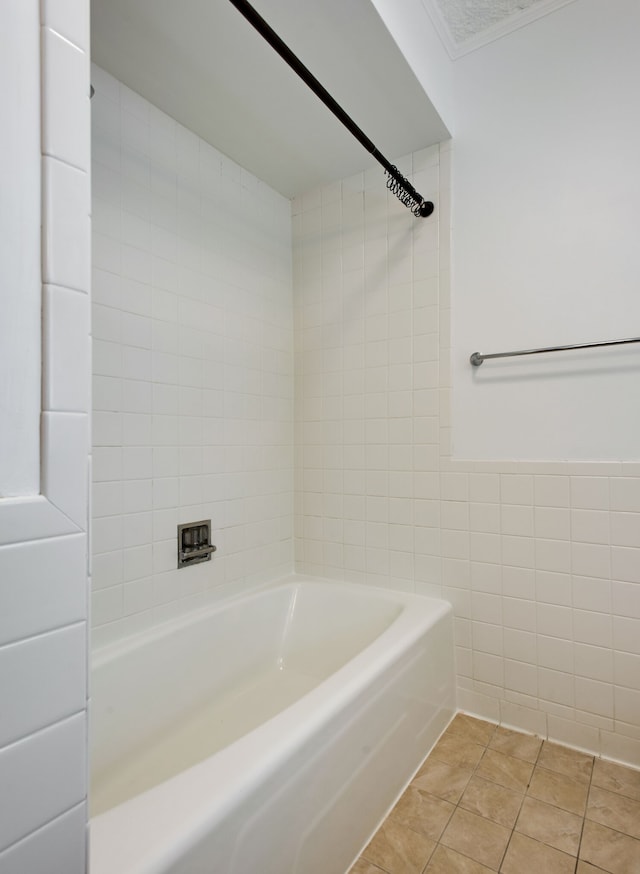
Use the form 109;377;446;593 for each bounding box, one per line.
293;146;444;596
293;142;640;768
91;67;293;646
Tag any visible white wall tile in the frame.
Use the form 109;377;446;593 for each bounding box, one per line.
534;507;570;540
612;581;640;620
501;535;535;569
0;624;86;747
43;287;90;412
600;730;640;768
501;475;533;505
571;542;611;579
43;158;90;292
504;659;537;696
575;643;613;683
42;28;89;171
538;668;573;707
0;714;86;853
570;476;609;510
0;802;86;874
571;509;610;544
547;715;599;756
613;650;640;689
573;609;612;648
42;413;88;528
534;476;570;508
42;0;89;52
503;627;536;663
91;585;123;626
535;538;571;573
611;547;640;584
614;686;640;726
611;478;640;513
0;536;86;646
537;603;572;639
538;635;573;673
572;575;610;613
611;512;640;548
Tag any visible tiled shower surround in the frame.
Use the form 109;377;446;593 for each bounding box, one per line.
92;72;640;767
91;67;293;646
292;144;640;768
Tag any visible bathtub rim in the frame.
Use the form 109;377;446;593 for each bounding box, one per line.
91;573;445;669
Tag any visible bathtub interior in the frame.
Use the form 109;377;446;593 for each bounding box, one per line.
90;582;403;815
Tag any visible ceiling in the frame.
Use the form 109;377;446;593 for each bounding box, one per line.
91;0;450;198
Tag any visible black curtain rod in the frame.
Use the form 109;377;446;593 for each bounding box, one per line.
228;0;434;218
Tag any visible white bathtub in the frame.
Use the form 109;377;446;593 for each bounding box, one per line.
90;577;455;874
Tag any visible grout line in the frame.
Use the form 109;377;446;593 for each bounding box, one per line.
575;752;598;873
0;708;86;757
494;732;543;872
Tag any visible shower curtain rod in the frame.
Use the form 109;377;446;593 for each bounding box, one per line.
470;335;640;367
228;0;435;218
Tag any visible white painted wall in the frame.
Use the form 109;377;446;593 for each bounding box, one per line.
370;0;456;133
91;67;294;647
451;0;640;460
0;1;41;496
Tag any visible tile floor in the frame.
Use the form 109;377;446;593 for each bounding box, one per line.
350;714;640;874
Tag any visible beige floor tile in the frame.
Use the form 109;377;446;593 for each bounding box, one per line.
580;819;640;874
389;786;455;841
500;832;576;874
537;741;594;783
430;733;486;770
362;819;436;874
514;795;582;855
445;713;496;747
592;758;640;802
424;844;497;873
350;860;389;874
475;748;534;793
489;726;542;764
412;758;474;804
528;766;589;815
459;775;524;829
588;785;640;840
360;717;640;874
440;807;511;870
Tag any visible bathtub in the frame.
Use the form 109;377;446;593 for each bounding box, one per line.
90;577;455;874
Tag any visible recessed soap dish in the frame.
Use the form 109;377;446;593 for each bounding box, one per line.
177;520;216;568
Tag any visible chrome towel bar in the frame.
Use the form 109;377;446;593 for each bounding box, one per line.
470;336;640;367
